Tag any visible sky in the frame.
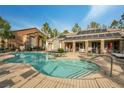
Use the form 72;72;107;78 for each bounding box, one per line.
0;5;124;32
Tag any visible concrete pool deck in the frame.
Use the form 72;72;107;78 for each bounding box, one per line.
0;52;124;88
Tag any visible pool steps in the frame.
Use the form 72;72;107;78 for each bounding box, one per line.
67;69;97;79
73;70;96;79
67;70;89;78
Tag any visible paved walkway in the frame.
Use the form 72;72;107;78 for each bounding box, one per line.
0;52;124;88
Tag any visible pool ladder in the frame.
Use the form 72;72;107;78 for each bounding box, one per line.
88;54;113;77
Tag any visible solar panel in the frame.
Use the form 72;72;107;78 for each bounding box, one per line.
106;33;113;37
65;32;122;41
112;33;121;37
99;34;105;38
77;29;108;35
93;35;99;38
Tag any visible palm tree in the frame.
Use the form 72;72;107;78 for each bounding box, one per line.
41;22;53;39
72;23;81;32
41;22;50;34
0;17;11;48
41;23;59;38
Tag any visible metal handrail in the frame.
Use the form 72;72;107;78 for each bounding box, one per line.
88;54;113;77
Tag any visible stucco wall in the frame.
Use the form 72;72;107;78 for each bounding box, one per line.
47;38;61;51
9;28;44;48
52;39;60;51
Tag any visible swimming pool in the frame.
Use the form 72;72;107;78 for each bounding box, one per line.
3;52;100;78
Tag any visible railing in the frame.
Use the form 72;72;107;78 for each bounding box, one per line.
88;54;113;77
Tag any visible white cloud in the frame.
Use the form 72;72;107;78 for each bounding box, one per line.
83;5;113;23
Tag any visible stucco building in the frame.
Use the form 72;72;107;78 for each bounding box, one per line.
47;29;124;54
8;28;46;50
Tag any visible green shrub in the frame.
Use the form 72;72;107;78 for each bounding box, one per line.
27;47;32;51
58;48;64;53
33;47;45;51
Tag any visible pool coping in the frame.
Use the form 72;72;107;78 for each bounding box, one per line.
0;52;123;80
0;62;123;88
0;52;102;80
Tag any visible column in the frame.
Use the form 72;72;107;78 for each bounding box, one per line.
46;41;48;51
52;43;53;50
60;42;61;48
39;38;43;47
0;37;1;48
61;41;64;49
59;41;62;48
73;41;76;52
101;39;105;54
85;40;88;53
64;42;66;51
5;39;8;48
120;38;124;53
37;36;39;47
82;42;85;49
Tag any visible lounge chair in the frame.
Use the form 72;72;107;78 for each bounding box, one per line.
79;48;85;53
0;67;10;76
112;53;124;59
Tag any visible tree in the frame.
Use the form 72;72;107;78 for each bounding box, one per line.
52;28;59;37
63;30;69;34
119;13;124;29
0;17;11;48
49;28;55;38
88;21;101;29
121;13;124;20
41;23;60;38
72;23;81;32
41;22;54;38
110;13;124;29
110;20;119;29
41;22;50;34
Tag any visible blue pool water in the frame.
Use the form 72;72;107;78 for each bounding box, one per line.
3;52;100;78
